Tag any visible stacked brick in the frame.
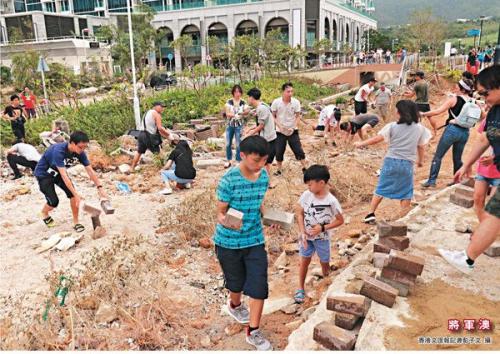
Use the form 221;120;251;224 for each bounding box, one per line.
450;184;474;208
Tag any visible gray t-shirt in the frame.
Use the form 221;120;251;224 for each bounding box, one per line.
378;122;431;162
375;88;391;105
271;97;301;133
256;103;277;142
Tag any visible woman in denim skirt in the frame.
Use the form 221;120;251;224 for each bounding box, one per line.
354;100;432;223
223;85;249;168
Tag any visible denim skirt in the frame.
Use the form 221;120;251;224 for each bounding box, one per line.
375;157;414;200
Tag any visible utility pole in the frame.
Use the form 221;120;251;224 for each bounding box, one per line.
478;15;485;47
127;0;141;129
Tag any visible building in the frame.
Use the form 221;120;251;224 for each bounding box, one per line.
0;0;376;73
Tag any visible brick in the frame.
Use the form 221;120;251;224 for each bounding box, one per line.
454;185;474;199
91;215;101;230
461;178;475;188
381;267;417;287
196;159;224;169
83;203;102;217
379;236;410;251
360;276;398;308
372;252;389;268
313;130;325;137
313;321;356;350
223;208;243;230
262;209;295;231
100;200;115;215
326;294;371;317
450;192;474;208
373;242;391;254
376;276;410;297
386;249;425;275
335;312;360;330
377;221;407;237
190;119;205;125
484;241;500;257
118;164;131;174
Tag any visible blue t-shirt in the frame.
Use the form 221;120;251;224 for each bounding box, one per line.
35;142;90;178
213;166;269;249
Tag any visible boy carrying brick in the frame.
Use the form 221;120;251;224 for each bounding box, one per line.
294;165;344;303
213;135;273;350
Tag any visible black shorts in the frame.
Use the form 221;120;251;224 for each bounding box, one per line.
266;139;276;165
37;176;74;208
215;244;268;299
416;103;431;113
354;101;367;115
137;135;161;154
275;131;306;162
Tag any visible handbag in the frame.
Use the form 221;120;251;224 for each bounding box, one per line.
140;111;162;148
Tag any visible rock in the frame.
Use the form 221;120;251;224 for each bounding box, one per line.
95;303;118;324
347;229;361;238
189;281;206;289
301;306;316;321
76;296;99;310
345;239;354;248
199;238;212;249
281;303;299;315
263;297;295;315
354;242;363;250
346;248;357;256
408;223;424;233
200;335;211;348
274;251;289;269
338;249;347;256
191;320;205;329
92;226;106;239
118;164;131;174
358;234;370;243
55;237;76;251
285;319;304;330
310;267;324;278
455;222;472;234
284;243;299;255
224;323;243;336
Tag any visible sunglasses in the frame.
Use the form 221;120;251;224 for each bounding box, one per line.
478;89;489;97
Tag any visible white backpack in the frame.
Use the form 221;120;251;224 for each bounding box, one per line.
451;97;482;129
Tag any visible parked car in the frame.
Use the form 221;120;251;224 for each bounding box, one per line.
149;72;177;90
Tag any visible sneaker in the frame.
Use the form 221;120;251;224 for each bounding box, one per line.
246;329;273;351
438;249;474;275
363;213;376;224
159;186;173;195
224;301;249;324
421;181;436;188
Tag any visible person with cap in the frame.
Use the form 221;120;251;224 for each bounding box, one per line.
421;77;480;188
130;101;171;171
159;133;196;194
405;71;435;134
374;82;392;121
353;78;377;115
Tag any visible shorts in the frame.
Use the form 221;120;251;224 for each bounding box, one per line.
299;238;331;263
275;131;306;162
315;125;325;131
416;103;431;113
365;116;379;128
37;176;74;208
266;139;276;165
215;244;268;299
475;175;500;187
485;188;500;218
137;133;161;154
354;100;367;115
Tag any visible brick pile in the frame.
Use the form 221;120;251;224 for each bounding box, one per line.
450;184;474;208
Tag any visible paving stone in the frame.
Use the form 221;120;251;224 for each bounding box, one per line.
83;203;102;217
223;208;243;230
373;242;391;254
313;321;356;350
360;276;398;307
196;159;224;169
335;312;360;330
262;209;295;230
372;252;389;268
454;184;474;199
100;200;115;215
326;294;371;317
376;276;410;297
381;267;417;287
386;249;425;275
377;221;407;237
379;236;410;251
450;192;474;208
484;241;500;257
118;164;130;174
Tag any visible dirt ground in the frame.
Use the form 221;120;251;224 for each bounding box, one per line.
0;79;492;350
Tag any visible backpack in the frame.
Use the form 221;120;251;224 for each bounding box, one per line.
451;97;482;129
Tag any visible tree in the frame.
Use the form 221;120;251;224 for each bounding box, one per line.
362;29;392;51
207;35;229;68
10;50;39;90
170;34;193;69
312;38;332;68
228;34;260;81
405;8;446;56
261;29;289;77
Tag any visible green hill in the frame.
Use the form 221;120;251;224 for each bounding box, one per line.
373;0;500;27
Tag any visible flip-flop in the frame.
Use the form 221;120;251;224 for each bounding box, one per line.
73;224;85;233
43;216;56;228
294;289;306;304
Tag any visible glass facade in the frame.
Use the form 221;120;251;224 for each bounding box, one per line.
26;0;42;11
14;0;26;12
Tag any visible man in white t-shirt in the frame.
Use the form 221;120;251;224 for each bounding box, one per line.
314;104;342;145
374;82;392;121
271;82;307;175
6;142;41;179
354;78;376;115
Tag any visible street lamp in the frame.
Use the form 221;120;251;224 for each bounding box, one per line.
391;38;398;51
126;0;141;129
478;15;485;48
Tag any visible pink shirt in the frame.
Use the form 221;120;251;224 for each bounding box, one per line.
477;119;500;178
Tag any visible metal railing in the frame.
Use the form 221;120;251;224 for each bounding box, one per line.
0;34;105;45
148;0;262;12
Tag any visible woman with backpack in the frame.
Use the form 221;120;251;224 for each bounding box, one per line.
223;85;249;168
421;78;481;188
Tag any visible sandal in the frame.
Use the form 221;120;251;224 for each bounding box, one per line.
73;223;85;233
294;289;306;304
43;216;56;228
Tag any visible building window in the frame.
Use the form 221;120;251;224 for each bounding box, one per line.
26;0;42;11
14;0;26;12
44;2;56;12
61;0;70;11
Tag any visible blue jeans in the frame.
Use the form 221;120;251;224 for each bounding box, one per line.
160;163;193;185
427;124;469;185
225;125;242;162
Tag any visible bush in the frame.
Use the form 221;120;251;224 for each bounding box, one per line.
1;66;11;84
1;78;335;147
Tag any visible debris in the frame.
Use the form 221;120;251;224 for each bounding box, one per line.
373;242;391;254
54;276;72;306
38;233;63;253
95;303;118;324
455;222;473;233
262;209;295;230
224;323;243;336
196;159;225;169
91;215;101;230
285;319;304;330
301;306;316;321
347;229;361;238
284;243;299;255
224;208;243;230
376;276;410;297
118;164;131;174
200;335;211;348
199;238;212;249
92;226;106;239
313;321;356;350
263;297;295;315
360;276;399;308
116;182;132;194
274;251;289;269
281;303;300;315
55;237;76;251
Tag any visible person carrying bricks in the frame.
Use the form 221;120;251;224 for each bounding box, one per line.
294;165;344;304
213;135;273;350
443;65;500;274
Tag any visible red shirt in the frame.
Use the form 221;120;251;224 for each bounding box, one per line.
20;94;36;109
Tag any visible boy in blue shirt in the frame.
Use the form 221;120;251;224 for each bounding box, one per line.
34;131;108;232
213;135;272;350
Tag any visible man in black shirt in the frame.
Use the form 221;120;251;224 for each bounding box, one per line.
2;95;26;143
159;134;196;194
441;65;500;274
